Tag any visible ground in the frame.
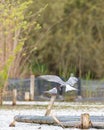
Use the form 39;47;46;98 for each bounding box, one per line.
0;101;104;130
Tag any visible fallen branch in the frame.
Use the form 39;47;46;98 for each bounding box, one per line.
50;112;65;128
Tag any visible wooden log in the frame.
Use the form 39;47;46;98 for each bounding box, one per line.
25;92;30;101
30;75;35;101
14;115;80;127
14;115;104;129
12;89;17;105
14;115;74;123
45;95;56;116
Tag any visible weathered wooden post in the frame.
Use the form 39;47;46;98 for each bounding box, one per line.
9;120;15;127
30;75;35;101
81;113;92;129
45;94;56;116
25;92;30;101
12;89;17;105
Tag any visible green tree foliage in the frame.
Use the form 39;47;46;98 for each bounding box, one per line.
1;0;104;82
21;0;67;77
23;0;104;79
0;0;33;77
0;0;35;104
62;0;104;78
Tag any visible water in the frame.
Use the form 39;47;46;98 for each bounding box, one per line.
1;101;104;130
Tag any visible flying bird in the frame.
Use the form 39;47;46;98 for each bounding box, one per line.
39;75;78;116
39;75;78;93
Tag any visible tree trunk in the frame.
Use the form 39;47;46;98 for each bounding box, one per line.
0;89;3;105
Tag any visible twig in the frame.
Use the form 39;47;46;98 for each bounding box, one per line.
50;112;65;128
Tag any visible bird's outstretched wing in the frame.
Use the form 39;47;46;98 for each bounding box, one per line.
39;75;65;85
66;77;78;87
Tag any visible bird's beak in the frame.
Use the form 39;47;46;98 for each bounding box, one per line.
65;84;77;92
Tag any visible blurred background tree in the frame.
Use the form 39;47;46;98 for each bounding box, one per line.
0;0;42;104
22;0;104;79
0;0;104;81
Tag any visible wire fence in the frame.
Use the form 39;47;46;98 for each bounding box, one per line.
3;76;104;101
80;80;104;101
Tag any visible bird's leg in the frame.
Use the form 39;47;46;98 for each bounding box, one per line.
45;94;56;116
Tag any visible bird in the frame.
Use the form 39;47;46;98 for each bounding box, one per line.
39;75;78;116
44;87;58;95
39;75;78;93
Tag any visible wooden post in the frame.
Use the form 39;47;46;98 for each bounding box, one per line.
30;75;35;101
25;92;30;101
45;95;56;116
81;113;92;129
9;120;15;127
12;89;17;105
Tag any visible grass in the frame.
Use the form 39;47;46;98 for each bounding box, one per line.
1;101;104;110
0;104;47;110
